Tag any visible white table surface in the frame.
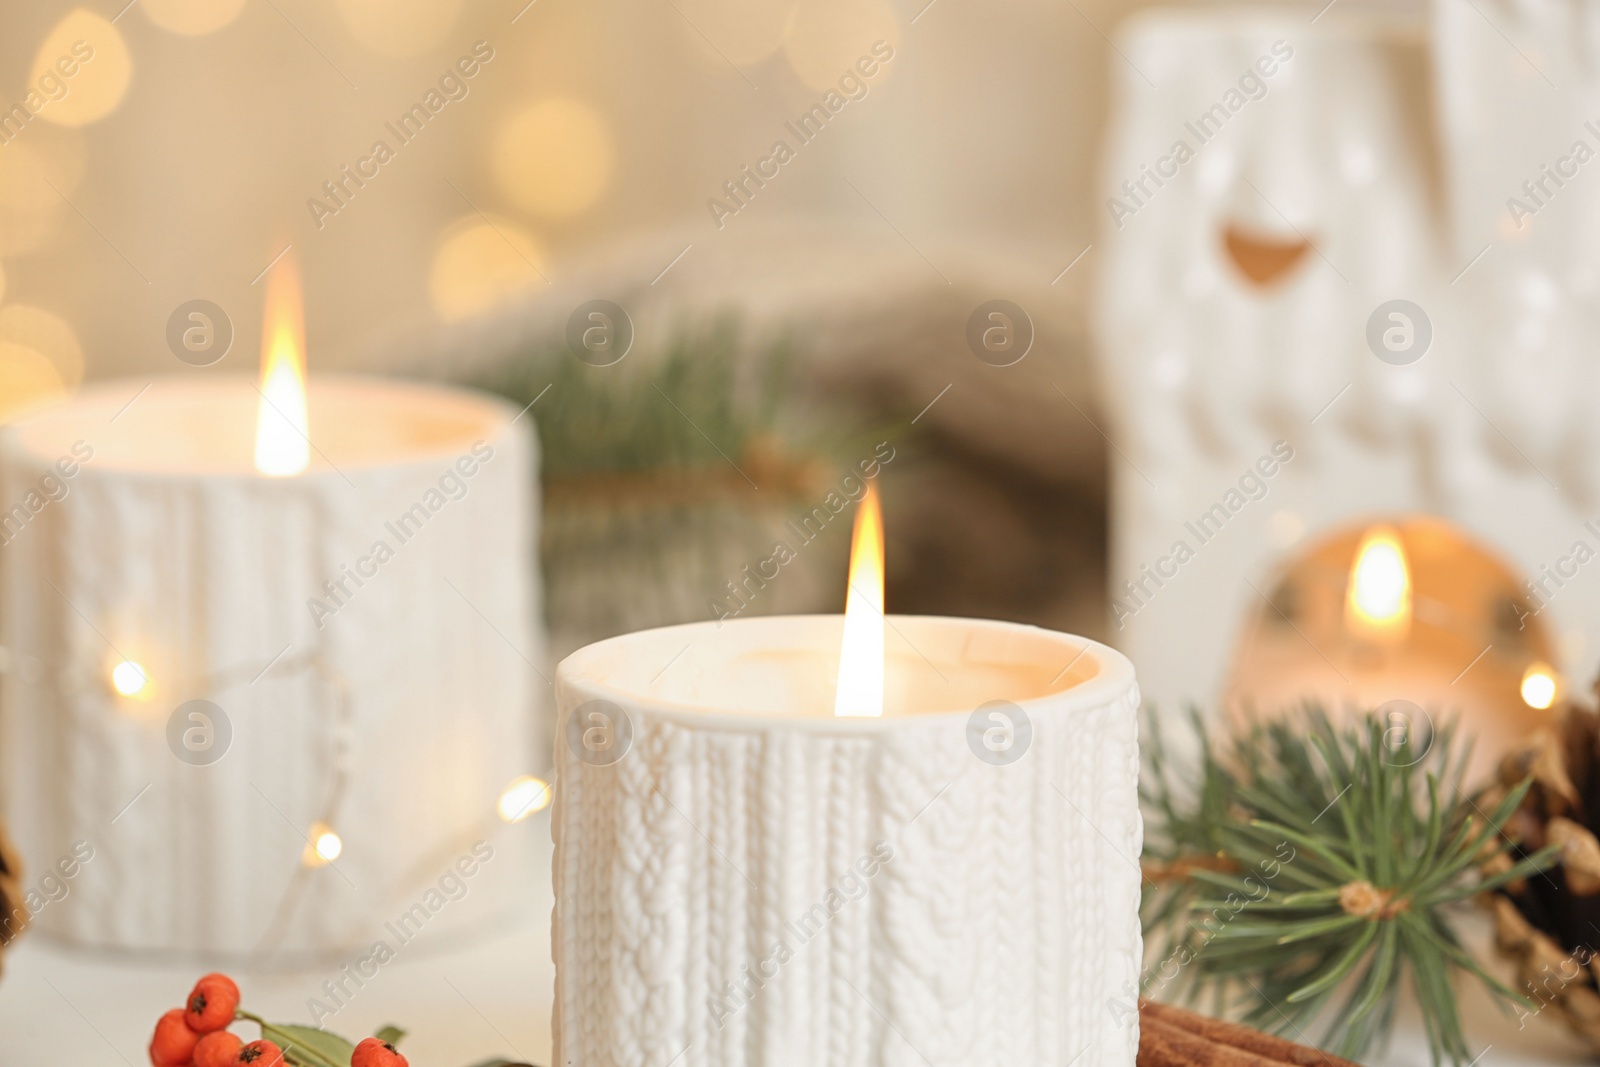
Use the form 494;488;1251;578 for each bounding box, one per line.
0;811;1591;1067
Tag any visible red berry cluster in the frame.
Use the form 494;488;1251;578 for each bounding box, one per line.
149;973;265;1067
148;973;408;1067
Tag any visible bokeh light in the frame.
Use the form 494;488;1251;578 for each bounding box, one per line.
1521;662;1558;710
782;0;899;91
491;99;615;219
304;822;343;866
0;341;66;422
430;214;546;321
678;0;796;68
498;775;551;822
0;206;59;258
336;0;462;57
32;9;133;128
0;132;81;257
140;0;249;36
0;304;84;391
110;659;151;699
0;142;66;212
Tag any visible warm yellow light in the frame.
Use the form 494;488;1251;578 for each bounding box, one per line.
678;0;794;67
1345;525;1411;642
429;215;545;321
32;10;133;127
111;659;150;698
1522;662;1558;710
497;775;551;822
253;252;310;477
491;99;615;219
0;304;84;390
0;342;67;423
783;0;899;91
141;0;249;36
835;483;885;717
337;0;462;57
304;823;343;866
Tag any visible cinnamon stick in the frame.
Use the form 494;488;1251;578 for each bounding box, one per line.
1139;999;1362;1067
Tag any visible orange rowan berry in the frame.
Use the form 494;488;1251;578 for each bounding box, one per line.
193;1030;243;1067
234;1039;284;1066
185;974;241;1033
150;1008;200;1066
351;1037;409;1067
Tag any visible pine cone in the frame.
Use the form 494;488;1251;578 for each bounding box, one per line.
0;816;25;976
1490;698;1600;1047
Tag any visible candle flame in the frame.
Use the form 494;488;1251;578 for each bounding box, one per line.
253;252;309;477
1345;524;1411;642
835;482;885;717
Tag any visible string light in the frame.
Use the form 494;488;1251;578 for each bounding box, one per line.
110;659;150;699
1521;662;1558;710
498;775;551;822
304;822;343;866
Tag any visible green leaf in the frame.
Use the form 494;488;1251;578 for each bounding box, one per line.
262;1023;357;1067
374;1025;406;1046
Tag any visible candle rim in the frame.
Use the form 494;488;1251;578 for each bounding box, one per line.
0;374;524;478
556;613;1137;730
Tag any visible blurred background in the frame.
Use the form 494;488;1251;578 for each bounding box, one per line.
10;0;1600;1058
0;0;1128;670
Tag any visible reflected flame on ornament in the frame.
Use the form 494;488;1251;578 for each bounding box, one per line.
1521;662;1558;710
1345;525;1411;643
253;253;310;477
835;482;884;717
498;775;551;822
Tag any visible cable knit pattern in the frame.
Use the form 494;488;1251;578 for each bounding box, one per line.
0;380;541;957
553;639;1142;1067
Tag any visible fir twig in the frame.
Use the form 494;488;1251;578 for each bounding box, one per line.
1140;707;1560;1065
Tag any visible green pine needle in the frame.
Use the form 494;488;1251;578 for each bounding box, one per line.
1140;707;1560;1065
475;315;809;480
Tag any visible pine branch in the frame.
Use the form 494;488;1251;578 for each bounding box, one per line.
1140;706;1561;1065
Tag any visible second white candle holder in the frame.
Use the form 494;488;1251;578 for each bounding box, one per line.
0;376;544;959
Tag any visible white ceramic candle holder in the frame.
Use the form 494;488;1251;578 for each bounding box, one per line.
0;375;543;958
554;614;1141;1067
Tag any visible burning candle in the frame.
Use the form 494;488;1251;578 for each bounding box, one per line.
0;256;544;956
553;489;1143;1067
1224;516;1561;782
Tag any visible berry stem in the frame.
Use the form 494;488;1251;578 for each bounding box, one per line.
232;1013;344;1067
